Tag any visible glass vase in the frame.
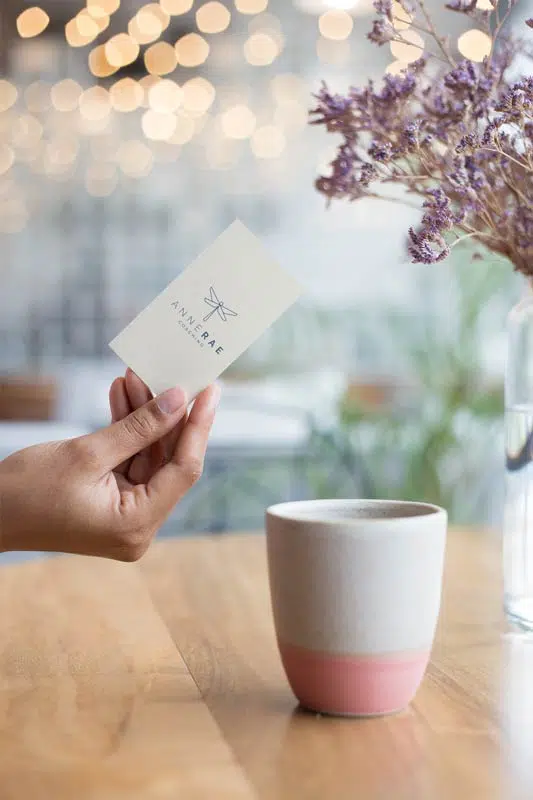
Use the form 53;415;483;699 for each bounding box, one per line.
504;281;533;628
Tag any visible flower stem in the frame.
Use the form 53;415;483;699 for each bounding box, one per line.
416;0;456;69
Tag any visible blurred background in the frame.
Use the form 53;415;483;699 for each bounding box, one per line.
0;0;529;539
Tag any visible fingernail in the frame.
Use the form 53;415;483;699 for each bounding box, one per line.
156;386;186;414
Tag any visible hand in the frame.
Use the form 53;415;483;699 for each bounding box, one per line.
109;369;188;486
0;378;220;561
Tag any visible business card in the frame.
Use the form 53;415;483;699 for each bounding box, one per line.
109;220;303;398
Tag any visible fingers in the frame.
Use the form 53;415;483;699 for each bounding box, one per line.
109;377;134;476
162;407;188;463
145;384;220;519
125;367;152;407
80;385;188;472
124;369;165;484
109;377;132;423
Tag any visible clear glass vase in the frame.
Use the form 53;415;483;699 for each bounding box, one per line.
504;281;533;628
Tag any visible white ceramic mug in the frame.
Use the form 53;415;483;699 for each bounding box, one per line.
266;499;447;717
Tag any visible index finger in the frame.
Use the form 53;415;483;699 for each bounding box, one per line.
143;384;220;520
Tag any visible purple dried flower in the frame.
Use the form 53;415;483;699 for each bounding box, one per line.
526;18;533;28
445;0;478;12
360;163;378;185
312;0;533;276
373;0;393;18
408;228;450;264
367;18;395;45
368;140;394;162
378;72;417;101
444;60;477;91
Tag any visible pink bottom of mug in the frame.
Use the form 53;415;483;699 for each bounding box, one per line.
279;641;430;716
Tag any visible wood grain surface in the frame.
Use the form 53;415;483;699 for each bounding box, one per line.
0;555;254;800
141;529;531;800
1;528;531;799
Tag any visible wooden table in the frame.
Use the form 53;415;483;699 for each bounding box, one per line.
0;527;530;799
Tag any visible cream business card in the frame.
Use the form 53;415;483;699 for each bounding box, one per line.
109;220;303;398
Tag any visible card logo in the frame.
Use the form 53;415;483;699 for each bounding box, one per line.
170;296;225;354
203;286;238;323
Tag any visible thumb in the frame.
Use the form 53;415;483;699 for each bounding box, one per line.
82;386;187;471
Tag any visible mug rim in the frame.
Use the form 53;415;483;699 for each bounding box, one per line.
266;498;446;526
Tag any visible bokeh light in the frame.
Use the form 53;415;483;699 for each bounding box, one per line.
385;60;408;75
181;77;216;115
390;29;424;62
0;145;15;176
129;4;170;44
247;12;283;47
65;15;101;47
318;10;353;40
139;75;160;108
89;45;119;78
142;109;178;140
175;33;210;66
51;80;82;112
87;0;120;14
196;2;231;33
16;7;50;39
458;29;492;62
244;33;279;65
0;81;18;113
110;78;144;112
169;115;196;144
322;0;361;8
148;79;183;112
235;0;268;13
144;42;178;75
105;34;140;68
79;86;112;121
221;104;256;139
78;114;112;135
76;10;100;37
129;14;161;45
160;0;193;14
391;0;411;30
117;140;154;178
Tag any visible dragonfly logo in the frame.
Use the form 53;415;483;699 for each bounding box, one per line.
203;287;238;324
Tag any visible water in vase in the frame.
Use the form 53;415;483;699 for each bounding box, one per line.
504;404;533;628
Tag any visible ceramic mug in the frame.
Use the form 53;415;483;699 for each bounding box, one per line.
266;499;447;717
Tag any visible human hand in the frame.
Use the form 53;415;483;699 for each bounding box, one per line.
109;369;189;486
0;379;220;560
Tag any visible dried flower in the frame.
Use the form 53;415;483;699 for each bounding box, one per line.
368;18;395;45
445;0;478;12
312;2;533;276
